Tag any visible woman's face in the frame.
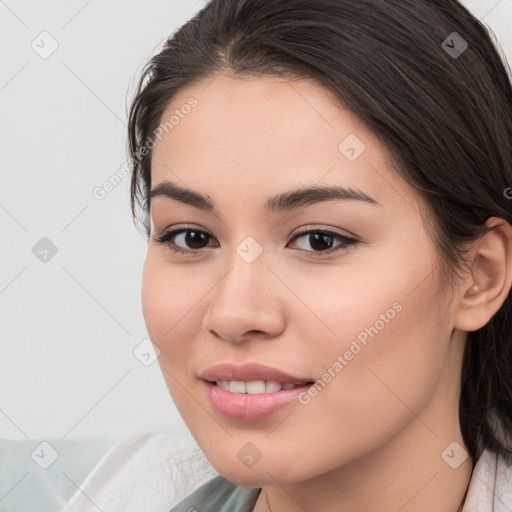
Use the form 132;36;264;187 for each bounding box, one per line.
142;73;464;486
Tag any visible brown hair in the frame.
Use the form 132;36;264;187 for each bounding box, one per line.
127;0;512;465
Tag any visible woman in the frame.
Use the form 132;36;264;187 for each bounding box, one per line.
125;0;512;510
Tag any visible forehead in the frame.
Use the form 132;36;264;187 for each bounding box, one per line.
150;73;416;215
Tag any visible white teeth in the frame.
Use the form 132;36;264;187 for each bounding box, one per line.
216;380;301;394
265;380;282;393
245;380;266;394
229;381;246;393
217;381;230;391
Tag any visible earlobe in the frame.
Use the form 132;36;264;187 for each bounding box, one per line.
453;217;512;333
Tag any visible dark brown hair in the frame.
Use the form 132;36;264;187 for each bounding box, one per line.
127;0;512;465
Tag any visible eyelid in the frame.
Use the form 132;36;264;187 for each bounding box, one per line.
291;224;360;240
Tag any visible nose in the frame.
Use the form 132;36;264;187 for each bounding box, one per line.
203;249;286;345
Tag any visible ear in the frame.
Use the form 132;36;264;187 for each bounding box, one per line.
453;216;512;332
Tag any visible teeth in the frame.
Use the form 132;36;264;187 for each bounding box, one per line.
265;381;282;393
229;381;246;393
216;380;302;394
217;380;230;391
246;380;266;394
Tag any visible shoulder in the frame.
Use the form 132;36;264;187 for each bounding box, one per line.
58;428;220;512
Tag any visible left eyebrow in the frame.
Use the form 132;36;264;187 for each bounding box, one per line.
149;180;382;215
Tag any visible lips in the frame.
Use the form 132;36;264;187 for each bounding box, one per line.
199;363;315;421
199;362;313;385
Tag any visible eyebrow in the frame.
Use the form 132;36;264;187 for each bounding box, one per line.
149;180;381;215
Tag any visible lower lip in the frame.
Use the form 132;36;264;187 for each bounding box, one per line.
203;380;313;421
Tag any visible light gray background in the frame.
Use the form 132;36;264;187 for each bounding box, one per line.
1;0;511;440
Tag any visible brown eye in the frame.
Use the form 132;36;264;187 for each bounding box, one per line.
289;229;359;255
152;228;216;254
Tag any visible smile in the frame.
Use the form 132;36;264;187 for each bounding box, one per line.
214;380;310;394
204;380;315;421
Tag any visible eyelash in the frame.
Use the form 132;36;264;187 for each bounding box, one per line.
151;225;359;258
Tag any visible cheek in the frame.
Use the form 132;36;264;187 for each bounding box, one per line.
141;252;198;358
141;254;169;340
299;255;450;411
291;261;407;364
141;254;202;412
312;279;448;434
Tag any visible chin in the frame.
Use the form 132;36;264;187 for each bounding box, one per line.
204;451;302;488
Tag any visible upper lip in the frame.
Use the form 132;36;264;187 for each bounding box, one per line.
200;362;313;384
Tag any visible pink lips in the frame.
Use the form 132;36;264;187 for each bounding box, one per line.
199;362;314;421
